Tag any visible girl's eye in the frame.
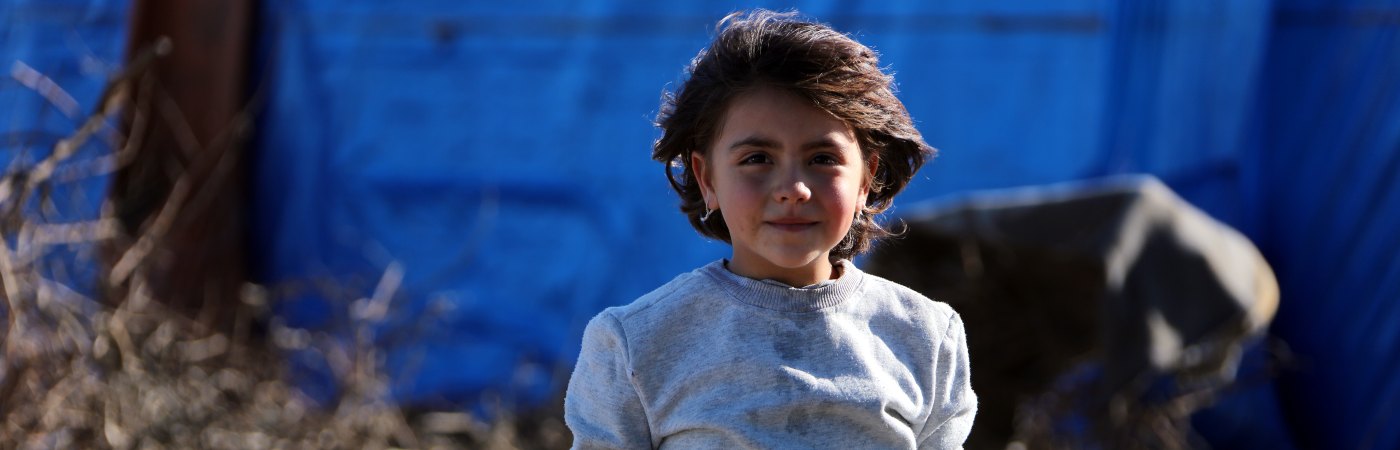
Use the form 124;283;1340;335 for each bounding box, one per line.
740;153;772;165
812;154;839;165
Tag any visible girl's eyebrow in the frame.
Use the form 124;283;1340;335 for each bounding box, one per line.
728;135;780;152
727;136;843;152
800;137;840;151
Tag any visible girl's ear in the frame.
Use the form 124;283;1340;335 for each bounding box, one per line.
861;153;880;203
691;151;715;208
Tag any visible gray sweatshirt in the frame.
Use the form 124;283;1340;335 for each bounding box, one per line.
565;260;976;449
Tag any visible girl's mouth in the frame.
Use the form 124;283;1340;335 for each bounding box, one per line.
765;220;818;232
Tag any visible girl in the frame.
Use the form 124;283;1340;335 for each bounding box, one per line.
566;10;976;449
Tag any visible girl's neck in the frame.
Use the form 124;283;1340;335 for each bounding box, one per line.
726;254;837;288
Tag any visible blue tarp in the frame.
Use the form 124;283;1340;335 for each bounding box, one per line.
5;0;1397;448
1252;2;1400;448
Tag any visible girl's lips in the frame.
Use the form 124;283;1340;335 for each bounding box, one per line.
765;221;818;232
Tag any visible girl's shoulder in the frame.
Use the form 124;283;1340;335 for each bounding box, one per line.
854;269;960;329
601;261;724;324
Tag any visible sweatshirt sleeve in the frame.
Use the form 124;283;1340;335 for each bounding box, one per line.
565;311;653;450
918;312;978;450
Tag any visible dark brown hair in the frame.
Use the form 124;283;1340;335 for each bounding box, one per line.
653;9;934;261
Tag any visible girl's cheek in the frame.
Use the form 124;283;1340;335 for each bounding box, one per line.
741;171;769;185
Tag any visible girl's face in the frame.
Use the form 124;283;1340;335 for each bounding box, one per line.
692;87;871;287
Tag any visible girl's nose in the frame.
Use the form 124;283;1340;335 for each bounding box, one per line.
773;173;812;203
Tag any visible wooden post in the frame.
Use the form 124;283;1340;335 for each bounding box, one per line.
110;0;254;332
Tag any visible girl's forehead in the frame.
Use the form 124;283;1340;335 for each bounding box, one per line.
714;87;856;145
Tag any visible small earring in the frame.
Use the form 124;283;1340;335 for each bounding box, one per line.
701;207;716;222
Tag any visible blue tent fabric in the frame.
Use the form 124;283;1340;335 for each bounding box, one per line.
1252;2;1400;449
249;1;733;407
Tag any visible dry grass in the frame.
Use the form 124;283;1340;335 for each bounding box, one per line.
1;45;569;449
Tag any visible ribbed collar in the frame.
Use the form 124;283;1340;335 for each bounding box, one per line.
699;259;865;313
